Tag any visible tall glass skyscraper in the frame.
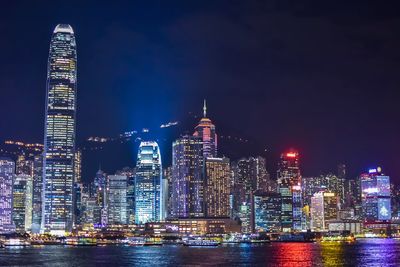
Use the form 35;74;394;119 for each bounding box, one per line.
172;135;204;218
42;24;77;235
107;175;128;225
12;174;33;233
277;151;303;232
135;141;163;224
361;168;391;223
32;154;43;233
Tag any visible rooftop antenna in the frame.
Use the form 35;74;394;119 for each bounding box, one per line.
203;99;207;117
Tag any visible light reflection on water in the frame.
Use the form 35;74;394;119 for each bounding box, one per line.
1;239;400;266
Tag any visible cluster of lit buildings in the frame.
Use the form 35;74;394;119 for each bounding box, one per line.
1;24;400;237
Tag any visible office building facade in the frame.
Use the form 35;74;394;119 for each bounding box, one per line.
204;157;230;217
42;24;77;234
135;141;163;224
0;158;15;233
171;135;204;218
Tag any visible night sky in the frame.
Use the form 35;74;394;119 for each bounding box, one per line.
1;1;400;182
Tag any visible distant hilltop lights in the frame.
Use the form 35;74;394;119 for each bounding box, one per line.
160;121;179;128
4;141;43;148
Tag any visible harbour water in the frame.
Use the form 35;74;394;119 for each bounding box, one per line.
0;239;399;266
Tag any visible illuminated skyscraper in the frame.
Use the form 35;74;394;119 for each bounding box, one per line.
337;163;346;204
231;157;269;232
303;173;342;206
171;135;204;218
73;150;82;226
253;192;281;233
12;174;33;233
16;155;34;176
116;167;136;224
135;141;163;224
163;167;173;217
310;191;339;231
277;151;303;232
31;154;43;233
0;158;15;233
74;150;82;183
42;24;77;234
193;100;217;159
204;157;230;217
361;167;391;224
107;175;128;225
232;157;270;216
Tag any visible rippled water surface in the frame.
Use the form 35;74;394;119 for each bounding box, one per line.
1;238;399;266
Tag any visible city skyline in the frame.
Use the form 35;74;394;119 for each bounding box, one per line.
1;1;400;182
2;3;400;264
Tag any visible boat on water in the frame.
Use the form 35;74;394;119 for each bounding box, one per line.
274;234;315;243
3;238;30;246
223;233;270;244
126;237;146;246
65;237;97;246
320;232;356;243
183;239;219;247
30;239;62;245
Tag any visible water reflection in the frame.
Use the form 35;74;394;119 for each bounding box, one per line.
320;242;346;266
357;239;400;267
272;243;315;266
1;239;400;266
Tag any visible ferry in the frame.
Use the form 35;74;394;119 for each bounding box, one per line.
275;234;315;243
144;240;163;246
3;238;30;247
320;232;356;243
183;239;219;247
65;237;97;246
223;234;270;244
126;237;145;246
30;239;62;246
143;237;163;246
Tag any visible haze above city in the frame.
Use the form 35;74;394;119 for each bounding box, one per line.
1;1;400;181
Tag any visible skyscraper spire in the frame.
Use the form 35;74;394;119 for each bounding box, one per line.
203;99;207;118
194;99;217;158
